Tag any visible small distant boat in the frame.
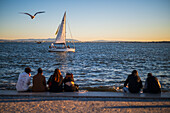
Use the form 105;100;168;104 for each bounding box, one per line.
36;41;42;44
48;12;75;52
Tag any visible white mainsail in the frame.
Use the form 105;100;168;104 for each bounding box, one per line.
55;12;66;44
49;12;75;52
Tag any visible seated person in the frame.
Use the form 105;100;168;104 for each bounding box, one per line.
143;73;161;93
47;68;63;92
124;70;143;93
63;73;79;92
32;68;47;92
16;67;31;92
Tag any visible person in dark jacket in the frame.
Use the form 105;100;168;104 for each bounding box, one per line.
32;68;47;92
47;68;63;92
63;73;79;92
143;73;161;93
124;70;143;93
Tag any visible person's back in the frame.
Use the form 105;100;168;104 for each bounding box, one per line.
128;74;142;93
32;68;47;92
47;68;63;92
63;73;79;92
124;70;143;93
64;73;75;92
16;67;31;92
144;73;161;93
48;77;63;92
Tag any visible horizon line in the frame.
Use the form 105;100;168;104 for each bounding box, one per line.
0;38;170;43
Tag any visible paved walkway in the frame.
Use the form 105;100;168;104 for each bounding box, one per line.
0;90;170;113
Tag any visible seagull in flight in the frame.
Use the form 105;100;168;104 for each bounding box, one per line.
20;11;45;19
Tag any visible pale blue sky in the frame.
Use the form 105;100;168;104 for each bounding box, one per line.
0;0;170;41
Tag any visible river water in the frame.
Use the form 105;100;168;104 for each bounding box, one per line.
0;42;169;91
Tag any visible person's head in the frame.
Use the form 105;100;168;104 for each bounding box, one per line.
54;68;61;75
132;70;138;76
25;67;31;74
53;68;61;82
66;73;73;79
38;68;43;74
147;73;153;77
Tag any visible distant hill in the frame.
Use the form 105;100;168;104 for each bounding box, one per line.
0;39;169;43
91;40;170;43
0;38;79;42
66;39;79;42
92;40;115;42
15;38;54;42
0;39;9;42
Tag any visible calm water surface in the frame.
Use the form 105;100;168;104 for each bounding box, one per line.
0;42;169;91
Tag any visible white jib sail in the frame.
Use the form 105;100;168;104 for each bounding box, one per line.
55;12;66;44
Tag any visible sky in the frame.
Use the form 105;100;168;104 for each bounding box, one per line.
0;0;170;41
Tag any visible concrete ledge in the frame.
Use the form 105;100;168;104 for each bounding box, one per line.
0;90;170;100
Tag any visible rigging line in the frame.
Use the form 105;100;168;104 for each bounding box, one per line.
67;21;75;49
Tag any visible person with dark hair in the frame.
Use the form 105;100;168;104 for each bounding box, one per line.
143;73;161;93
16;67;31;92
32;68;47;92
63;73;79;92
123;70;143;93
47;68;63;92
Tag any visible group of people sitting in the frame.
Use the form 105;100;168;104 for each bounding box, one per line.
16;67;79;92
123;70;161;94
16;67;161;94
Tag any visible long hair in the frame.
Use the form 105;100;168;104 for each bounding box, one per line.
147;73;153;77
132;70;138;76
53;68;61;82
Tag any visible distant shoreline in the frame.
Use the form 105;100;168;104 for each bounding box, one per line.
0;40;170;43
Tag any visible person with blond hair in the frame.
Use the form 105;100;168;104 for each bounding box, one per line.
47;68;63;92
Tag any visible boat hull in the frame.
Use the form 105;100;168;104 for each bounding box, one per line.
48;48;75;52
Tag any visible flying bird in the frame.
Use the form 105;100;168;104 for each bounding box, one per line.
19;11;45;19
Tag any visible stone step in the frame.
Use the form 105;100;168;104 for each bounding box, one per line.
0;90;169;100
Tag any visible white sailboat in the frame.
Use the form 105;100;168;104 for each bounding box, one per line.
48;12;75;52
